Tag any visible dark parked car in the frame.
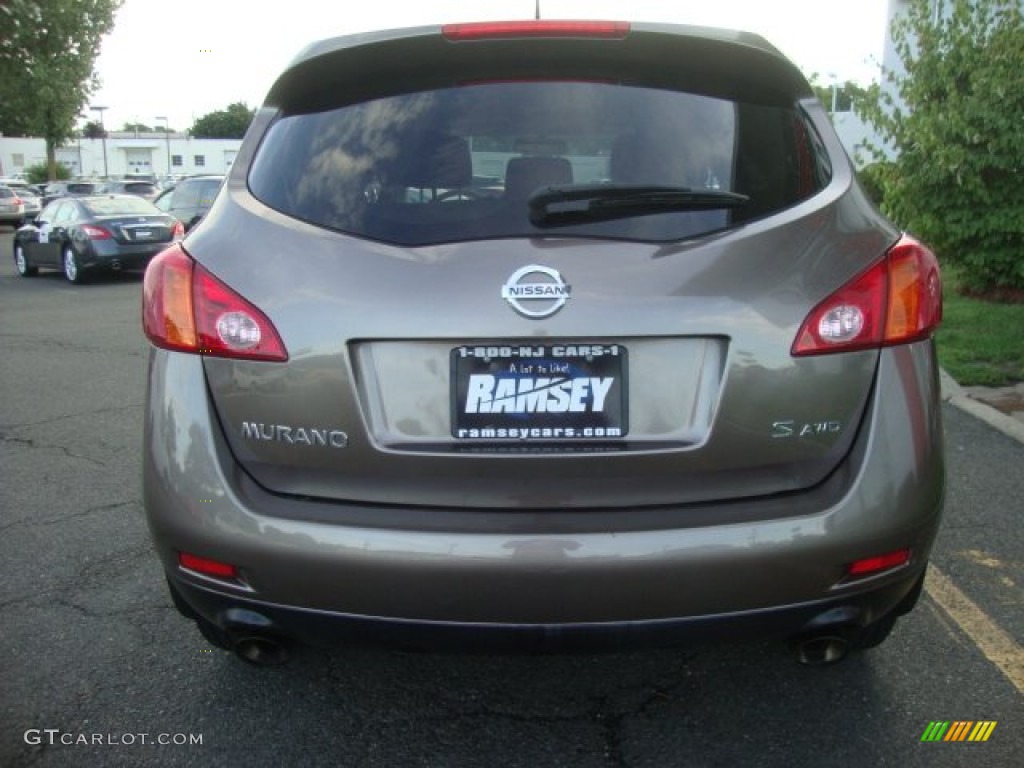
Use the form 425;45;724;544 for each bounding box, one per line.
97;180;160;201
142;20;944;666
152;174;224;231
41;181;100;206
14;194;183;282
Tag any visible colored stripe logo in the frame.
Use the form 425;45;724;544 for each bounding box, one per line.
921;721;997;742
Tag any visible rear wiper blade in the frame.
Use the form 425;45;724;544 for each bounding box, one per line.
528;184;748;226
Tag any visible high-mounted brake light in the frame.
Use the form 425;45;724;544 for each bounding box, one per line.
792;234;941;356
142;243;288;361
443;20;630;41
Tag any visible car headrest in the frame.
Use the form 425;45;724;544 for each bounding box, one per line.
504;156;573;199
393;132;472;190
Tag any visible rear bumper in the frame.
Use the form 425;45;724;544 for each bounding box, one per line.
144;341;945;648
80;241;170;270
170;565;927;653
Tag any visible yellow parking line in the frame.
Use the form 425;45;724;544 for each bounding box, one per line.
925;564;1024;694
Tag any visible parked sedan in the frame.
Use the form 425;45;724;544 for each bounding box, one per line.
0;185;26;228
14;195;184;282
97;180;161;201
1;178;45;201
19;190;42;220
42;181;101;206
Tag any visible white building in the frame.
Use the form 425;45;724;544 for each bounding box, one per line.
814;0;911;166
0;132;242;179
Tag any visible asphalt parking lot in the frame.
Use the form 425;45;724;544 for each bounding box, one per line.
0;228;1020;767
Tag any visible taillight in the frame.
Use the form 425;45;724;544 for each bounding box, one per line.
847;548;911;578
885;236;943;343
142;243;288;361
792;234;941;356
81;224;112;240
178;551;239;580
442;20;630;41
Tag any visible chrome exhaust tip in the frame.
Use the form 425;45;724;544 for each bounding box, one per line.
233;636;289;666
796;634;850;666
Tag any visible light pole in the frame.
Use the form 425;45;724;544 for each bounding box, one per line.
75;114;86;177
155;115;171;176
90;105;109;178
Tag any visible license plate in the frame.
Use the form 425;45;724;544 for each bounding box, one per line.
132;229;153;240
451;344;627;440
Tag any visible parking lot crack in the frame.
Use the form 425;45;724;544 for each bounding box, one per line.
0;431;112;467
0;501;137;538
0;401;144;431
587;665;694;767
0;332;144;357
55;597;102;620
361;660;695;766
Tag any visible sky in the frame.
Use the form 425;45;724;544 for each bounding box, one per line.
90;0;890;132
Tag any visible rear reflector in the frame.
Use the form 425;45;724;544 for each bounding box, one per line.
142;243;288;361
847;549;911;577
792;234;941;356
178;552;239;580
443;20;630;41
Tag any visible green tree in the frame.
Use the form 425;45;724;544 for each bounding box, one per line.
25;161;72;184
0;0;122;180
122;121;152;133
190;102;255;139
807;75;869;114
857;0;1024;295
82;120;107;139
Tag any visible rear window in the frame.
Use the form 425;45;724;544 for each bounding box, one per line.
124;183;157;195
249;82;830;246
173;178;222;209
68;183;98;195
83;197;159;216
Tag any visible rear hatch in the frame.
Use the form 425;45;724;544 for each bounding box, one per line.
99;214;176;244
189;22;898;509
83;196;178;244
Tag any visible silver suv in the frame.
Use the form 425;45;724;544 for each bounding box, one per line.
142;20;944;666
